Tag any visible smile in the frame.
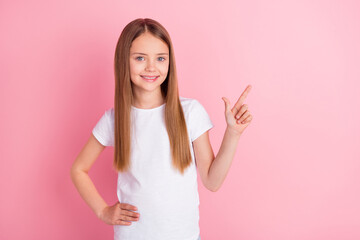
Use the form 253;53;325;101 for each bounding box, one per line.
141;75;159;82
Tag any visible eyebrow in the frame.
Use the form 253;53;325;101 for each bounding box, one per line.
131;52;169;55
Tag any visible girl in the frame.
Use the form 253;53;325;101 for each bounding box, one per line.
70;18;253;240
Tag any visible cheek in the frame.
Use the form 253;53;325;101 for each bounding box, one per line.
159;64;169;76
129;62;142;75
129;61;135;74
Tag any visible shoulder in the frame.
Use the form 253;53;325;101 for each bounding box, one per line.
106;107;114;115
180;96;209;117
179;97;214;142
179;96;203;113
103;107;114;123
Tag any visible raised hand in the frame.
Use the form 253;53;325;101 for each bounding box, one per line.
99;201;140;225
222;85;253;135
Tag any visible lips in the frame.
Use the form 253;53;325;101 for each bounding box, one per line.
140;75;159;82
140;75;159;78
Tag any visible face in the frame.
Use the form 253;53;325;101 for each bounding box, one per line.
129;32;170;97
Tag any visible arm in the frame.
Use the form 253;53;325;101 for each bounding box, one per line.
193;127;241;192
70;134;140;225
70;134;108;218
194;85;253;192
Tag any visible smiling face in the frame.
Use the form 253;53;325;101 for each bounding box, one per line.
129;32;170;99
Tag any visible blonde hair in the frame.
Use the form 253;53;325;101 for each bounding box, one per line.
113;18;192;174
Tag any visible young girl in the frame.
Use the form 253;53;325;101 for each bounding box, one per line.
70;18;253;240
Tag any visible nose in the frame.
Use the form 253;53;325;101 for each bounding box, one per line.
145;59;156;71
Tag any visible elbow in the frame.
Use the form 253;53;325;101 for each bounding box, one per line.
204;176;222;192
70;159;89;177
69;166;77;182
69;164;85;181
70;163;78;177
207;184;220;192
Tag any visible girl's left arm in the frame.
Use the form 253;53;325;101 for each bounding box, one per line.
193;85;253;192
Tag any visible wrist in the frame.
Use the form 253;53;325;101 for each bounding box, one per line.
96;204;108;220
225;126;242;138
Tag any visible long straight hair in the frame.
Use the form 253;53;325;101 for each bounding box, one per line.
113;18;192;174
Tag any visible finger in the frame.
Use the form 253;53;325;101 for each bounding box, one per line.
114;219;132;225
222;97;231;113
120;203;138;211
121;209;140;218
238;110;250;122
120;214;139;221
235;104;248;119
240;114;253;124
232;85;252;113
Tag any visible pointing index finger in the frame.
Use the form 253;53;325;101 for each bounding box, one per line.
232;85;252;113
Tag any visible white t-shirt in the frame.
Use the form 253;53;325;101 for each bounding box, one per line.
92;96;214;240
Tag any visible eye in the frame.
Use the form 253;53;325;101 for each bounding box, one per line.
158;57;166;61
135;56;144;61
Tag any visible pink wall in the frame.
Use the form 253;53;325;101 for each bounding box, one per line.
1;0;359;239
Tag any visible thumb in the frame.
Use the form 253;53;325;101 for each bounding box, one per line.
222;97;231;113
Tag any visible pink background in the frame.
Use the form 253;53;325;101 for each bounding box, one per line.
1;0;359;239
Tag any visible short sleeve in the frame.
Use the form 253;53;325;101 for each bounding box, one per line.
189;99;214;142
92;109;114;147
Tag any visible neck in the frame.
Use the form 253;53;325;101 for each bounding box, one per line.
132;90;165;109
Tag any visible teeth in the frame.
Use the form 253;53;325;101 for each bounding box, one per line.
142;76;157;79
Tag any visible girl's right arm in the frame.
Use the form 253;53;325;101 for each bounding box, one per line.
70;134;140;225
70;134;108;219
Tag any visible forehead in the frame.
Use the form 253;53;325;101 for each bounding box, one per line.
130;32;169;54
